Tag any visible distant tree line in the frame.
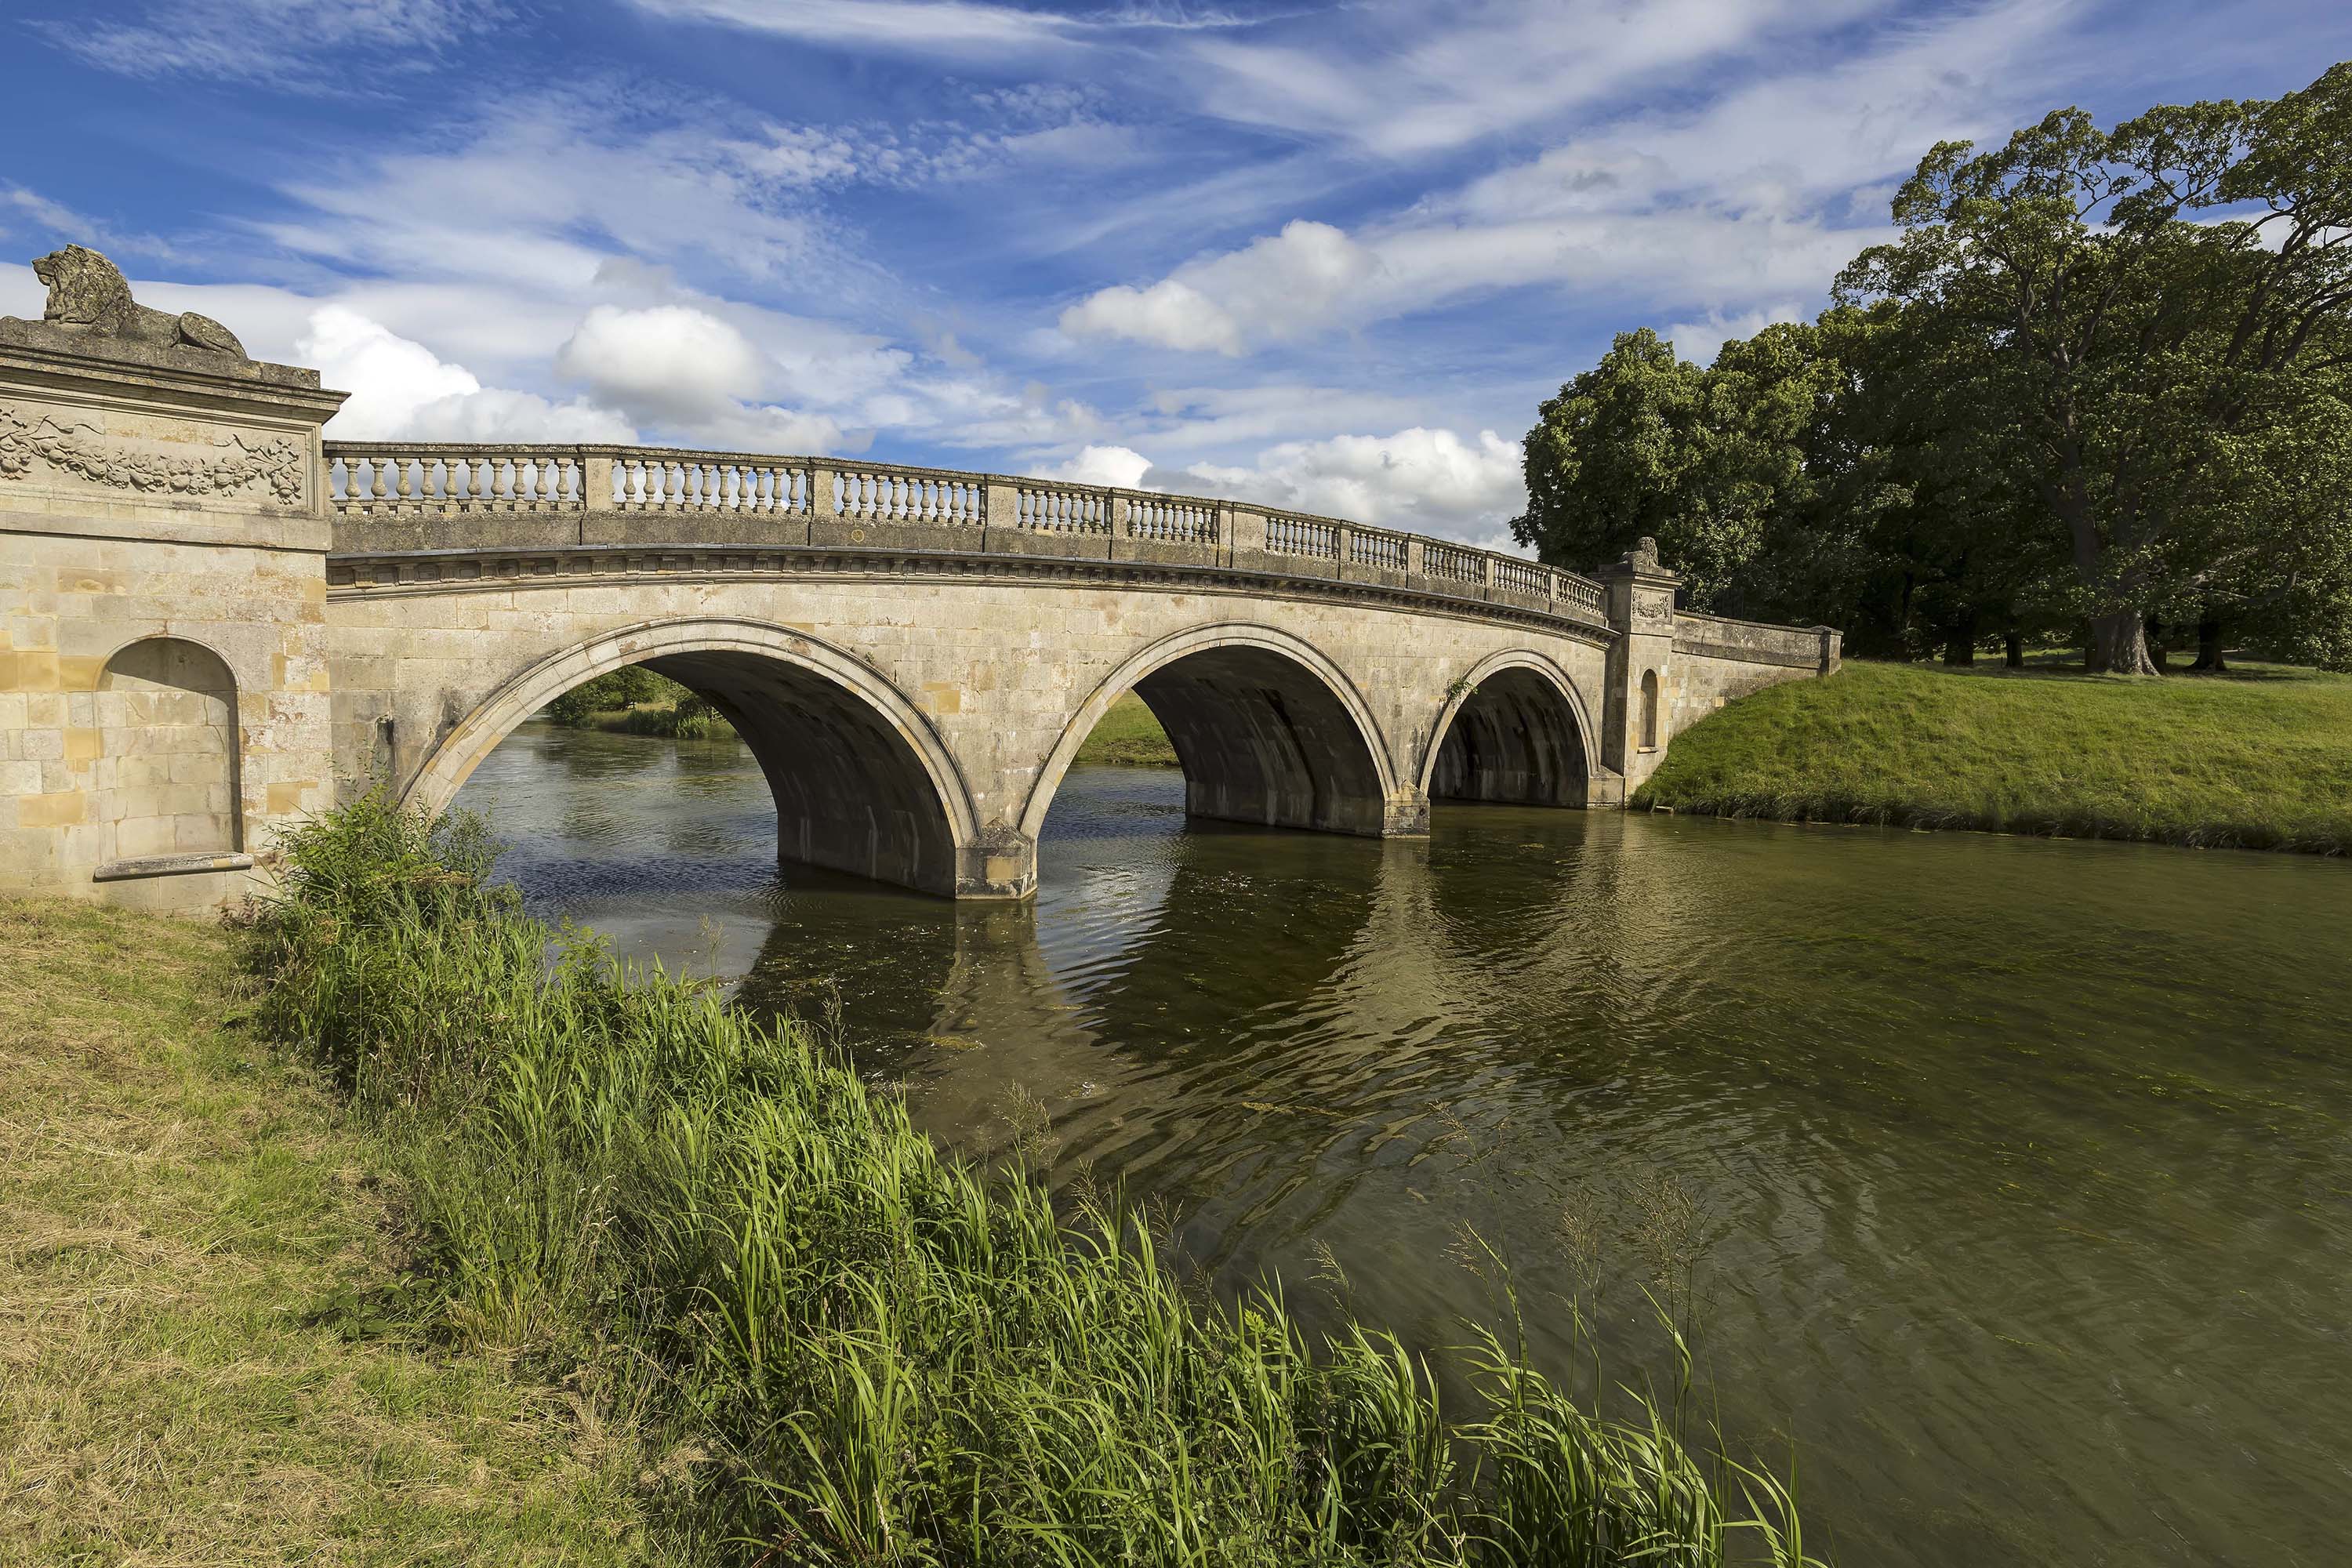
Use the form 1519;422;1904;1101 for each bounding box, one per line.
1515;64;2352;673
543;666;726;738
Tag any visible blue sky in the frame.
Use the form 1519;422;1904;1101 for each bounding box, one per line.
4;1;2345;547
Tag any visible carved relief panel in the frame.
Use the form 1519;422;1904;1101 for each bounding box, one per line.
0;400;307;510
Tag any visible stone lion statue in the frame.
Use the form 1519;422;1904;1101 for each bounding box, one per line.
28;245;246;358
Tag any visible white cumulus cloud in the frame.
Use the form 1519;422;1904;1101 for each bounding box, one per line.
298;307;634;441
1158;427;1527;546
555;304;768;424
1060;220;1376;355
1036;444;1154;488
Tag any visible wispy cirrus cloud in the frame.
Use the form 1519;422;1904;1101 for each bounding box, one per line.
11;0;2342;547
27;0;514;89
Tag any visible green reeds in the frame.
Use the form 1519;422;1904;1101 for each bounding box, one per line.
245;787;1824;1566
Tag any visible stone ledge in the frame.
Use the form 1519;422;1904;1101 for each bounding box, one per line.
92;851;255;883
1671;636;1820;670
323;541;1624;644
0;317;322;390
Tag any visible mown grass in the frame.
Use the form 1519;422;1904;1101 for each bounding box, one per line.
239;789;1823;1565
1073;691;1179;767
0;897;666;1566
1635;659;2352;854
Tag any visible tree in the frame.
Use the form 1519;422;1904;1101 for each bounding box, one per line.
1835;64;2352;674
1512;325;1838;612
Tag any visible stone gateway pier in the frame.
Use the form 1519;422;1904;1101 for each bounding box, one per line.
1;251;1840;908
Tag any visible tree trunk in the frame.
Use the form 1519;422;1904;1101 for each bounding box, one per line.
2005;625;2024;669
2088;609;2161;675
2147;616;2170;674
1941;606;1980;666
2190;615;2227;673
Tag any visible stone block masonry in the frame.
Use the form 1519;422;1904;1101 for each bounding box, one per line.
1;246;1839;909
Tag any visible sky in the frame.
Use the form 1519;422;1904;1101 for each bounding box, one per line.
3;1;2345;550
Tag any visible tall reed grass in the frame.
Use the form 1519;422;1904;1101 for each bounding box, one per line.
245;788;1823;1566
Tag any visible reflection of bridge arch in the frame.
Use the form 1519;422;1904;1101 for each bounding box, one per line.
1018;622;1403;844
404;616;985;896
1418;649;1597;809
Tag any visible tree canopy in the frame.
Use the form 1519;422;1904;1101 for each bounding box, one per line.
1514;63;2352;672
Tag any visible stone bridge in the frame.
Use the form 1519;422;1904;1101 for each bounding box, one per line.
0;263;1839;908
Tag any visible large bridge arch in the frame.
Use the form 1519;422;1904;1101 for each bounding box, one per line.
404;616;992;897
1018;622;1407;844
1418;649;1599;810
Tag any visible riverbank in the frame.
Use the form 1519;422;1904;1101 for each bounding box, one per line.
225;791;1815;1563
1634;659;2352;854
1073;691;1179;765
0;898;662;1563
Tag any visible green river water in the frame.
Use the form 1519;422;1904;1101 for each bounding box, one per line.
456;721;2352;1568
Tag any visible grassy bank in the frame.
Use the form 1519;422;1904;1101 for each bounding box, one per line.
236;792;1819;1564
1073;691;1179;767
1635;659;2352;854
0;898;663;1563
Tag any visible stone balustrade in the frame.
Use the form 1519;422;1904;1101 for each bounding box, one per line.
322;442;1611;626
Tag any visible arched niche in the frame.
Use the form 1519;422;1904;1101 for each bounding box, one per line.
93;637;241;864
1640;668;1661;751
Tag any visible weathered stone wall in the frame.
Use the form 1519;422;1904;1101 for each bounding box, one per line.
0;319;343;910
0;268;1842;908
321;554;1621;896
1664;610;1842;739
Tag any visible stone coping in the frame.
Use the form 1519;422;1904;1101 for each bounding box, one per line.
92;851;256;883
0;317;323;390
325;538;1626;642
321;441;1609;610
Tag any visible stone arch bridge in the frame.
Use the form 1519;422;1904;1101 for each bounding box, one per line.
0;304;1838;907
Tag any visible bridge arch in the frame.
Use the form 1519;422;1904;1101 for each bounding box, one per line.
1418;649;1597;809
404;616;986;896
1018;622;1402;844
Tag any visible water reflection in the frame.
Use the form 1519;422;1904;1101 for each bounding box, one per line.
456;722;2352;1568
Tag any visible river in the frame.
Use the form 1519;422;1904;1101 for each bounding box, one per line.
455;720;2352;1568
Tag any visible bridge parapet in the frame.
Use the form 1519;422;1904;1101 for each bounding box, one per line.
321;442;1612;630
